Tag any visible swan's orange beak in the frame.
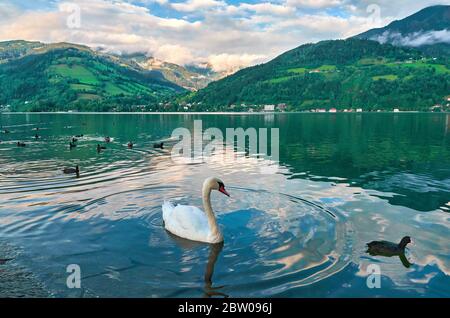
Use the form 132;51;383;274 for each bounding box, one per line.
219;186;230;197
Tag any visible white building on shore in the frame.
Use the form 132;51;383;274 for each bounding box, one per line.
263;104;275;112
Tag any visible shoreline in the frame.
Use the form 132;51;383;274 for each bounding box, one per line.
1;111;448;115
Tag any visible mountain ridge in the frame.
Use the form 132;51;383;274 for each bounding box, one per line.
184;38;449;111
355;5;450;56
182;5;450;112
0;40;222;91
1;5;450;112
116;52;223;90
0;42;184;112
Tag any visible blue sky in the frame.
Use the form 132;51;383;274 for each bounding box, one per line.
0;0;445;72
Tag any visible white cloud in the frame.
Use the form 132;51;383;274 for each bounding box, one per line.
268;13;389;38
153;44;197;65
337;0;443;20
0;2;21;18
142;0;168;4
285;0;343;9
208;53;266;73
170;0;225;12
0;0;445;73
239;3;295;16
158;18;202;28
372;29;450;47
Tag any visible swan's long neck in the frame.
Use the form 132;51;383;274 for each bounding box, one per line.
202;184;222;240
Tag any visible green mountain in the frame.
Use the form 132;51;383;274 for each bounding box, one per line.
2;5;449;113
117;52;222;91
0;41;185;112
0;40;47;61
185;38;450;111
355;5;450;56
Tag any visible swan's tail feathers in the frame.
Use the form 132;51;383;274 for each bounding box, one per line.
162;200;175;223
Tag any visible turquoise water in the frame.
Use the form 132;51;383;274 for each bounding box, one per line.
0;113;449;297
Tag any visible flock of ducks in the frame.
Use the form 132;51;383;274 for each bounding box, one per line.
1;126;165;179
65;137;164;176
0;124;171;270
1;125;414;278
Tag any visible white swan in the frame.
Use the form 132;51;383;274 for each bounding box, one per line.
162;177;230;243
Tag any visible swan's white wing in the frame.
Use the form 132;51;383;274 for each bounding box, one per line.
162;201;175;223
163;204;211;242
173;205;208;231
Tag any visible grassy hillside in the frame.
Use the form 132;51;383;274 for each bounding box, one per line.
0;44;183;112
186;39;450;111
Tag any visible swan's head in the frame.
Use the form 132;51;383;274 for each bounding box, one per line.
204;177;230;197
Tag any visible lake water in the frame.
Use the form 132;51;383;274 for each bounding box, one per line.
0;113;449;297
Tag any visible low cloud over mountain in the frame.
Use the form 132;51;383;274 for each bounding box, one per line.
373;29;450;47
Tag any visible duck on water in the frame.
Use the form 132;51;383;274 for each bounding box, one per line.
63;165;80;177
97;144;106;152
366;236;412;268
0;258;13;265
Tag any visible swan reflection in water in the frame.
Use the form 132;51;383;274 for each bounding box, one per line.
366;236;413;268
167;232;228;298
203;242;228;298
